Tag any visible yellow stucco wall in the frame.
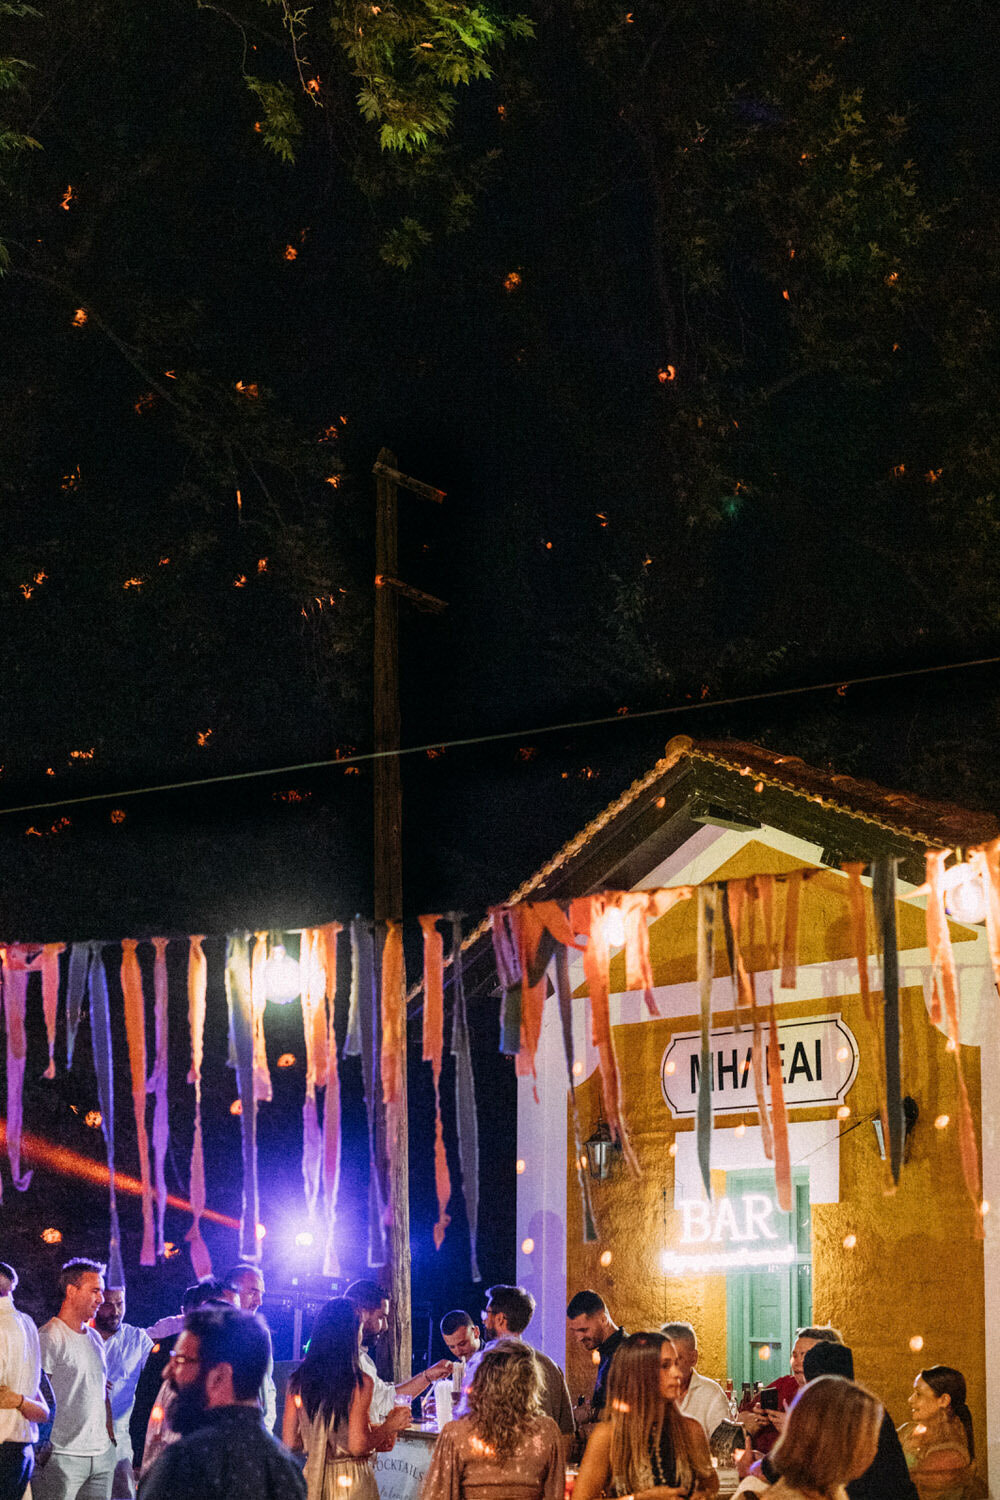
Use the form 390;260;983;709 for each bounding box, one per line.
565;983;986;1448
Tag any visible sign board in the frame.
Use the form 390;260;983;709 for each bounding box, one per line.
661;1013;859;1119
661;1191;795;1273
375;1435;435;1500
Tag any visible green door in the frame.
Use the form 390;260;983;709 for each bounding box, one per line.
725;1169;812;1390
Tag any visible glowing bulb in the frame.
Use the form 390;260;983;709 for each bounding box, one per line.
599;1250;612;1267
277;1052;296;1068
981;1201;991;1216
935;1114;950;1130
84;1110;102;1129
604;907;626;947
734;1123;746;1138
842;1233;857;1250
256;1223;267;1241
944;867;986;924
837;1105;850;1120
41;1227;63;1244
836;1046;850;1061
266;942;301;1003
909;1335;924;1353
230;1099;243;1115
758;1345;771;1361
946;1038;957;1053
592;1349;601;1365
668;1142;678;1157
572;1061;584;1077
295;1230;314;1248
516;1159;526;1174
521;1237;535;1255
664;1060;676;1075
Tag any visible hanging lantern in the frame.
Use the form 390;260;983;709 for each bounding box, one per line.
266;940;301;1004
584;1117;619;1181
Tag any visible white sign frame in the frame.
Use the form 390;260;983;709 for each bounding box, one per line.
661;1013;859;1118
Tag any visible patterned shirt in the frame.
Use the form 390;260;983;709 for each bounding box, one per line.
138;1404;305;1500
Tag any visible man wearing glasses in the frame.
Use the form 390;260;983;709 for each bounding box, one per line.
138;1307;303;1500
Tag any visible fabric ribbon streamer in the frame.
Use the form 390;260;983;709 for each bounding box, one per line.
225;934;260;1263
186;935;213;1279
569;895;639;1175
696;886;716;1201
490;907;522;1056
843;864;873;1021
65;941;90;1069
449;914;482;1277
724;882;755;1011
251;932;272;1103
300;930;328;1221
1;951;34;1199
510;905;549;1095
89;945;125;1287
319;922;342;1278
781;871;803;989
553;936;597;1243
380;920;406;1243
971;842;1000;996
41;943;64;1079
121;940;156;1265
345;919;387;1267
147;937;170;1259
766;972;792;1212
420;915;452;1250
872;859;905;1185
925;852;982;1225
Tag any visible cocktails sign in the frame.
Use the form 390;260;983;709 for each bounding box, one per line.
661;1013;859;1119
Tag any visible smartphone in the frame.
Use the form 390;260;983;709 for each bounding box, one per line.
759;1388;780;1412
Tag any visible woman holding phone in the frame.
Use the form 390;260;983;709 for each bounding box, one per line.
573;1332;717;1500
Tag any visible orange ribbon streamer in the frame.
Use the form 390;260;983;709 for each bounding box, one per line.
186;935;213;1278
121;940;156;1266
511;905;548;1095
766;983;791;1210
420;915;452;1250
781;871;803;989
320;922;342;1277
40;943;64;1079
380;920;405;1107
926;852;982;1228
726;881;755;1010
570;895;639;1175
251;932;272;1103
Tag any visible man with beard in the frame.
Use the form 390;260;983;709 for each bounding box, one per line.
92;1290;153;1499
139;1286;236;1474
138;1307;304;1500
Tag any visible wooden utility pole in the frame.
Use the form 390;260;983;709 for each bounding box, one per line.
372;447;446;1382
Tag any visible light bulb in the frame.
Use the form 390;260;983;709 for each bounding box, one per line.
945;867;987;924
604;907;626;947
266;943;301;1003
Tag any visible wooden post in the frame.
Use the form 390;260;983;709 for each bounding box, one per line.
373;447;411;1382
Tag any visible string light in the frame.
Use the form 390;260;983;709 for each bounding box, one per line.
230;1099;243;1116
758;1345;771;1360
256;1223;267;1240
842;1233;857;1249
84;1110;102;1129
934;1114;950;1130
41;1227;63;1244
837;1105;850;1120
516;1159;526;1174
277;1052;296;1068
521;1238;535;1254
909;1335;924;1353
599;1250;612;1267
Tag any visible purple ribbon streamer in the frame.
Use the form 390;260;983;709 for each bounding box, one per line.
448;915;481;1280
89;943;125;1287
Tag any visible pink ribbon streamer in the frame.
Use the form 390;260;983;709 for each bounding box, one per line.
300;930;326;1219
320;922;342;1277
420;914;452;1251
121;940;156;1265
148;938;170;1259
251;932;272;1103
41;943;64;1079
186;935;213;1278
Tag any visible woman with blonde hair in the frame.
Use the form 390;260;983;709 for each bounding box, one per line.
420;1338;563;1500
735;1375;883;1500
574;1332;717;1500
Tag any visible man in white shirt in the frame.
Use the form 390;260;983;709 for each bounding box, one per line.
345;1280;451;1423
92;1289;153;1499
0;1260;50;1500
35;1258;115;1500
661;1321;730;1443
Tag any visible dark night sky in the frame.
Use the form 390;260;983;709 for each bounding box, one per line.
3;0;1000;1337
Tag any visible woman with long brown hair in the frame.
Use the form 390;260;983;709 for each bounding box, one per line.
734;1375;883;1500
574;1332;717;1500
420;1339;563;1500
897;1366;985;1499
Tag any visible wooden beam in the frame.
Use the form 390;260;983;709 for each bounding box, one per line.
375;574;448;614
371;459;446;505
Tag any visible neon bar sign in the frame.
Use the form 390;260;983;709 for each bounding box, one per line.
661;1192;796;1273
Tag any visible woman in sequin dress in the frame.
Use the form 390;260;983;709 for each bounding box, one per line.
573;1332;717;1500
282;1298;411;1500
420;1338;563;1500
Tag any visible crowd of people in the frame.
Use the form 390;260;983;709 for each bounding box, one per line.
0;1259;989;1500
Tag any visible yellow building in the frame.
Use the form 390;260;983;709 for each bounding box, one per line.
503;738;1000;1491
